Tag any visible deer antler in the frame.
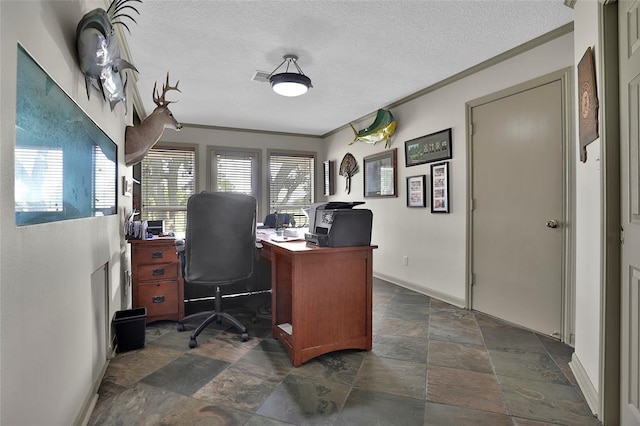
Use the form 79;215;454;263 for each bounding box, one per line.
152;72;181;107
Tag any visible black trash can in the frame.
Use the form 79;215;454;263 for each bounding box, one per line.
112;307;146;353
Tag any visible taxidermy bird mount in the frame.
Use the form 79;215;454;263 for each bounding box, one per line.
339;153;359;194
349;109;397;149
125;73;183;166
76;0;141;113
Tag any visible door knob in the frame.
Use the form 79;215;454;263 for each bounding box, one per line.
546;219;560;228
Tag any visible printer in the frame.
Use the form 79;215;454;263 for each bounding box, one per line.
304;202;373;247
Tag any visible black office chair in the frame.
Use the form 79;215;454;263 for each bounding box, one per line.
176;192;257;348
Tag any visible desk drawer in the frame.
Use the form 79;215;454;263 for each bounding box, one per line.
135;244;178;264
259;245;272;261
137;280;179;317
138;262;178;281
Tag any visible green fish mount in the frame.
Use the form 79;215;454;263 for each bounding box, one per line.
349;109;397;148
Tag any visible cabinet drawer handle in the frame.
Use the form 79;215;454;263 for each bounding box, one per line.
151;251;164;259
152;268;165;276
152;296;165;303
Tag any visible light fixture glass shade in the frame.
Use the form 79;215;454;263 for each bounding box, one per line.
268;55;312;97
270;72;311;97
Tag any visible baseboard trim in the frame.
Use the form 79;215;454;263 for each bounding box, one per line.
77;394;99;426
74;346;115;426
569;352;599;416
373;272;466;308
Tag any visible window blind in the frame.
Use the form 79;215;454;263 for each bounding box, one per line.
141;146;195;234
15;148;63;212
215;151;257;196
269;152;314;226
93;145;116;213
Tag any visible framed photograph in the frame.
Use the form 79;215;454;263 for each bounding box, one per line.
577;46;599;163
363;148;397;198
323;160;335;196
405;128;452;167
430;162;449;213
407;175;427;207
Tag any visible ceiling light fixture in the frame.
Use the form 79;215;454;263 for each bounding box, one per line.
269;54;312;97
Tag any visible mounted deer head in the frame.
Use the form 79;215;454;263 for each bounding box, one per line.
124;72;183;166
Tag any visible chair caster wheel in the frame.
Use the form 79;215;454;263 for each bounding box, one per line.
177;323;185;332
241;333;249;342
189;338;198;348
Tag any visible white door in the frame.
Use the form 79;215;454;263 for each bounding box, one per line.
620;1;640;424
470;79;565;337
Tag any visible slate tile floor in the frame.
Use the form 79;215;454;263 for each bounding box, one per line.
89;279;601;425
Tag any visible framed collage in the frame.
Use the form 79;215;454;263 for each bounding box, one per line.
406;175;427;208
430;162;449;213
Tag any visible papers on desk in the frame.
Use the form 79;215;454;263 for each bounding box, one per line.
256;228;277;241
278;323;293;335
256;228;307;242
270;235;303;242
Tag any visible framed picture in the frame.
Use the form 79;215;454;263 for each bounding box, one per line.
430;162;449;213
577;46;599;163
405;128;452;167
407;175;427;207
323;160;335;196
363;148;397;198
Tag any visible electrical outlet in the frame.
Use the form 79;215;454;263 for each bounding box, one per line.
403;256;409;266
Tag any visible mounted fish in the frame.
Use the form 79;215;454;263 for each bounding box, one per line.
125;73;183;166
76;0;141;113
339;153;359;194
349;109;397;148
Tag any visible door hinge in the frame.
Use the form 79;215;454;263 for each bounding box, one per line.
471;198;476;211
469;123;474;135
621;226;624;244
470;272;476;286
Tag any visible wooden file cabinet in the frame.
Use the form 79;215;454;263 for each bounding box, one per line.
261;239;377;367
130;238;184;323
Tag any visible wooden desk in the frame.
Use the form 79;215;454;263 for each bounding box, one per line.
260;239;377;367
129;238;185;323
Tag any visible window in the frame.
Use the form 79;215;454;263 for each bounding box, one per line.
141;146;196;235
209;147;261;218
209;148;260;199
268;151;315;227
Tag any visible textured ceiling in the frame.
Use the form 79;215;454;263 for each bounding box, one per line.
124;0;573;136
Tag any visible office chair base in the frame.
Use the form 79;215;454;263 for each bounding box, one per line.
178;310;250;347
177;285;253;347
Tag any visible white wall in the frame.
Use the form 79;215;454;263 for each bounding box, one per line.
158;125;327;220
570;0;603;406
324;33;574;306
0;1;131;424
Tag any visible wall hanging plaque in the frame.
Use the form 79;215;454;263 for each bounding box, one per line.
405;128;452;167
577;46;599;163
